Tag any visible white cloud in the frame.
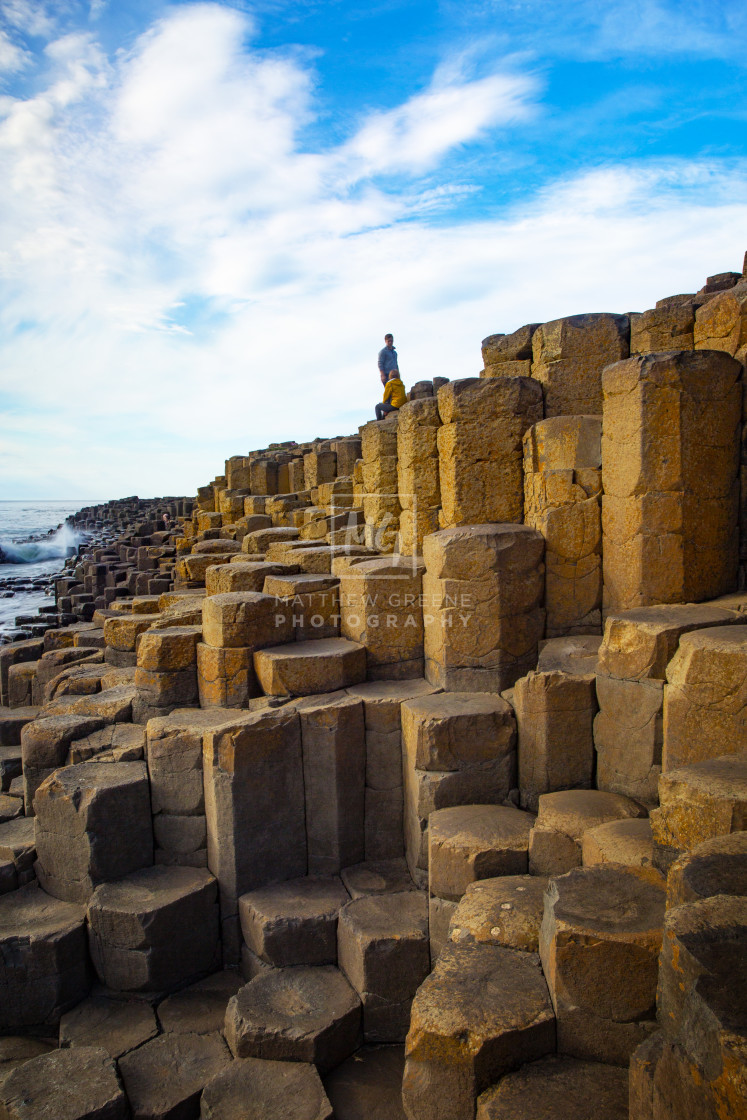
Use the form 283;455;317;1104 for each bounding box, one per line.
0;2;745;499
0;0;56;38
0;27;28;72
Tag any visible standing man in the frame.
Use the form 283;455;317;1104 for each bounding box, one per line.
378;333;399;386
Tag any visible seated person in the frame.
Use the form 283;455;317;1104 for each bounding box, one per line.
375;368;406;420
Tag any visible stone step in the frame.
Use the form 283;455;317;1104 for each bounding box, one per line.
0;1046;127;1120
118;1031;232;1120
666;830;747;909
59;991;159;1059
427;804;536;959
528;789;647;876
539;864;665;1066
337;890;429;1042
202;1056;333;1120
87;865;220;993
476;1055;628;1119
157;970;244;1035
0;882;88;1033
323;1044;406;1120
402;940;555;1120
254;638;366;697
581;817;654;869
224;965;361;1073
239;875;350;968
34;760;153;903
650;749;747;872
0;706;40;748
447;873;549;954
340;858;416;900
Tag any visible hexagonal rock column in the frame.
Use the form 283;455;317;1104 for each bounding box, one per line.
198;591;293;709
360;417;401;553
531;312;629;417
663;625;747;771
401;692;517;883
205;560;281;596
447;874;548;954
0;883;89;1033
103;613;161;667
540;865;666;1065
631;296;696;354
435;376;543;528
341;857;416;899
337;890;430;1041
0;1047;127;1120
347;679;438;861
649;750;747;872
254;637;366;697
147;709;239;868
264;573;341;642
601;350;742;612
666;831;747;910
594;602;741;807
87;865;220;993
397;397;442;556
656;893;747;1118
33;761;153;903
156;970;243;1035
528;789;647;877
422;525;544;693
0;817;36;890
431;806;533;957
476;1055;628;1120
523;415;603;636
513;669;596;812
480;323;538;379
224;966;361;1074
402;940;555;1120
21;713;103;813
239;875;350;968
296;694;365;874
202;707;307;964
340;558;425;681
201;1057;333;1120
133;625;201;723
118;1031;232;1120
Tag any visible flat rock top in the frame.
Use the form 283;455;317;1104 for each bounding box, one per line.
118;1031;232;1115
477;1055;628;1120
339;891;428;940
341;859;415;899
88;864;215;913
324;1044;406;1120
229;967;359;1036
265;574;339;594
536;789;645;836
147;707;250;735
21;713;103;736
662;750;747;798
547;866;665;935
403;692;510;720
675;623;747;654
537;636;600;677
59;993;158;1059
40;759;147;793
202;1057;332;1120
0;1046;125;1120
449;875;548;952
0;883;84;938
158;971;244;1035
430;805;535;847
346;680;436;706
258;637;364;661
240;876;350;920
0;817;35;853
409;941;553;1040
0;707;40;723
605;603;737;632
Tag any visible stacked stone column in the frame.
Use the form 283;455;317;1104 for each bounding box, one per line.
523;415;602;636
396;398;441;555
601;350;742;611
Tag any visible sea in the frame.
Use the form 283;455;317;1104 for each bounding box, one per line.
0;500;102;639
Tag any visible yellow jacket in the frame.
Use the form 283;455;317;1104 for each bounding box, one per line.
383;377;406;409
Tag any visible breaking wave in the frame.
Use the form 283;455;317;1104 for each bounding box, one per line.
0;522;82;565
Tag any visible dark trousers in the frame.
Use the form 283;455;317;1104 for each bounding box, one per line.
375;400;396;420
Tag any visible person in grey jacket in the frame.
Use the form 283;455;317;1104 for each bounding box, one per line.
378;334;399;385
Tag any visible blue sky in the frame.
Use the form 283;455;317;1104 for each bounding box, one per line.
0;0;746;499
